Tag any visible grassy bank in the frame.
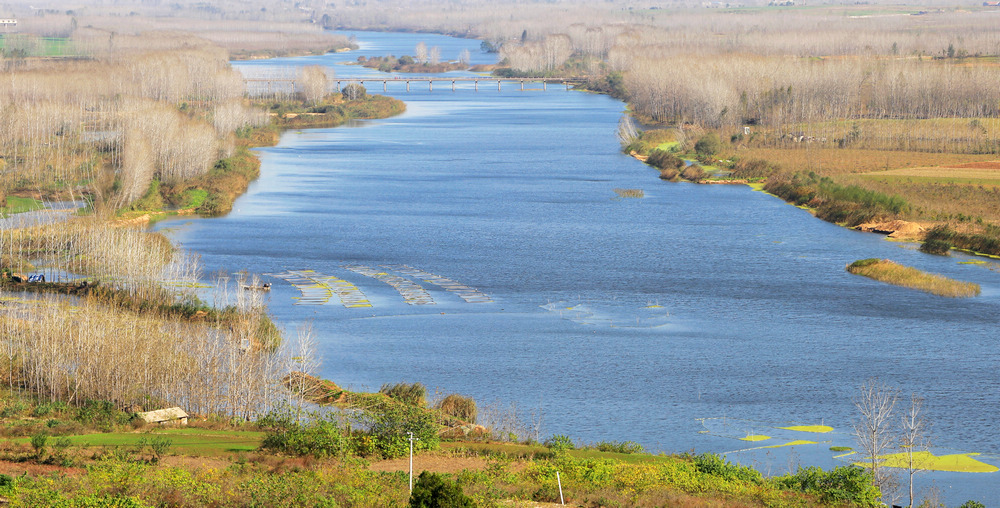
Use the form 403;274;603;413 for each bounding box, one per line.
846;258;981;297
0;388;882;507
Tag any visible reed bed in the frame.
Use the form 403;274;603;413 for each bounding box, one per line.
846;258;981;298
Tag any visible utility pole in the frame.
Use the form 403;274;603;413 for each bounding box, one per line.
408;432;418;493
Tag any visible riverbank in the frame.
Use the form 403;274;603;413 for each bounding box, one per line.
116;93;405;225
623;128;1000;256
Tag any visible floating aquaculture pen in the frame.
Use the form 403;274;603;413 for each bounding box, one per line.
343;264;435;305
272;269;371;308
381;265;493;303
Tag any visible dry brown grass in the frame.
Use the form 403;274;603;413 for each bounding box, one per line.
846;258;981;297
737;147;996;177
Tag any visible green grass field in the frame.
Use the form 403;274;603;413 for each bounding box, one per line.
0;35;76;57
13;428;265;456
1;196;45;217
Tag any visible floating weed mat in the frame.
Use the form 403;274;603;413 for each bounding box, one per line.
343;264;435;305
957;259;1000;273
857;451;1000;473
613;188;644;198
697;417;837;453
381;265;493;303
271;269;372;308
540;300;670;329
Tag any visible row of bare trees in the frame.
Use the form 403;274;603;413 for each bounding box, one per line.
0;31;273;207
0;277;314;419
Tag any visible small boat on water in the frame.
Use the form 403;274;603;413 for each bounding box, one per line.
243;282;271;291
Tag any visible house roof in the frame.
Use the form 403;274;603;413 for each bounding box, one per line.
137;407;188;423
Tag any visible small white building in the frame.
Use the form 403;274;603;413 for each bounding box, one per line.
137;407;189;426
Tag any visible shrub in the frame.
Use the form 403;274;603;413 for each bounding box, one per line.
659;168;679;180
958;501;986;508
646;149;684;171
353;400;440;459
692;453;762;484
380;382;427;407
436;394;477;423
730;158;780;180
30;432;48;456
593;440;644;454
258;409;347;459
694;132;723;156
772;465;880;506
919;238;952;255
681;163;707;181
408;471;475;508
544;434;575;451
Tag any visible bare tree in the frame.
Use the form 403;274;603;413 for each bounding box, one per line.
854;378;899;500
297;64;329;105
458;48;471;66
414;41;427;63
900;393;930;508
428;46;441;65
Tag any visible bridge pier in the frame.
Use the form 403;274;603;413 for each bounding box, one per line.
429;80;433;92
520;80;524;91
335;81;341;92
498;80;501;91
406;81;410;92
474;80;478;91
452;80;456;92
383;80;387;92
543;81;547;91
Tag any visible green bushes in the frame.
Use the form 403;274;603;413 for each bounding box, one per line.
646;149;684;172
691;453;762;485
764;171;909;226
772;465;880;506
359;400;440;458
921;224;1000;257
408;471;475;508
584;440;644;454
848;258;882;269
730;158;781;180
543;435;575;451
436;394;477;423
260;399;440;460
694;133;723;156
380;382;427;407
259;410;347;459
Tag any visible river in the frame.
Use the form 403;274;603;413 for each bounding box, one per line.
154;31;1000;504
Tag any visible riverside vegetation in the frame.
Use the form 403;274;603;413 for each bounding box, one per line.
0;383;889;507
846;258;982;298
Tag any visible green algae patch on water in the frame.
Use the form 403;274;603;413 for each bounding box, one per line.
740;435;771;442
846;258;981;297
855;451;999;473
780;425;833;433
763;440;818;449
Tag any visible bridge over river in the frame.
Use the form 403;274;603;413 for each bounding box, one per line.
243;76;587;96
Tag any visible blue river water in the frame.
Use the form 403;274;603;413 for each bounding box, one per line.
155;31;1000;504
